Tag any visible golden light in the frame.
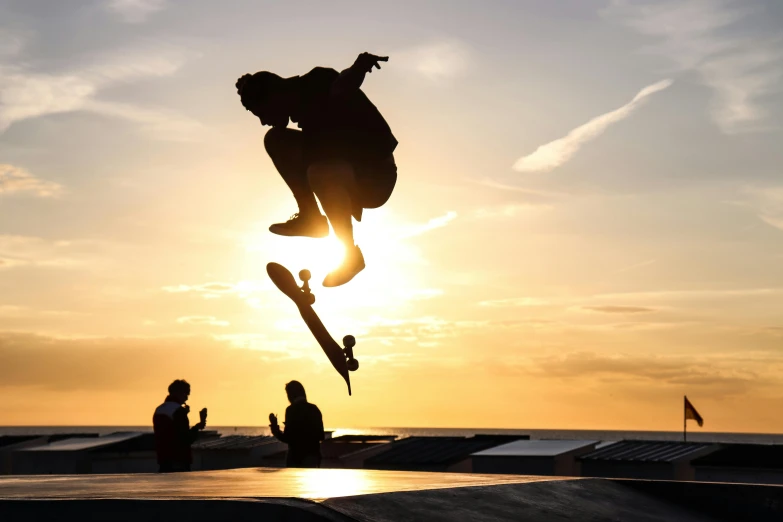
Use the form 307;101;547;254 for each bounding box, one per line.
292;467;375;498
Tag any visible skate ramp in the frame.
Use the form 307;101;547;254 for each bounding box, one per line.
1;467;781;521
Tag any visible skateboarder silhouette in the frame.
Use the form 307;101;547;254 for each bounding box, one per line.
236;52;398;287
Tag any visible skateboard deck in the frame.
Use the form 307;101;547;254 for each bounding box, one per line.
266;262;358;395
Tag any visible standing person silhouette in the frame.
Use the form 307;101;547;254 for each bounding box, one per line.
152;379;207;473
236;52;398;287
269;381;325;468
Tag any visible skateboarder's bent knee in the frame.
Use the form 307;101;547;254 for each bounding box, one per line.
263;127;302;158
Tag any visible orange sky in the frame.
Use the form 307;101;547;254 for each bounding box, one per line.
1;0;783;432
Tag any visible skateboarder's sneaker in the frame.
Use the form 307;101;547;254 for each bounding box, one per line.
269;213;329;238
323;245;365;287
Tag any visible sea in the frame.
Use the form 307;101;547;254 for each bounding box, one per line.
1;427;782;444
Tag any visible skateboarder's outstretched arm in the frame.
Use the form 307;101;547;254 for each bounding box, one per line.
331;52;388;98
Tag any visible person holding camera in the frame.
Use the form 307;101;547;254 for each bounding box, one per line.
152;379;207;472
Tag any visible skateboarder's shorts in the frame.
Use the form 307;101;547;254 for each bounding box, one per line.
353;154;397;209
307;153;396;221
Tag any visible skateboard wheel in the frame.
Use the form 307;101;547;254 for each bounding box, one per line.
299;269;311;282
346;358;359;372
343;335;355;348
305;294;315;306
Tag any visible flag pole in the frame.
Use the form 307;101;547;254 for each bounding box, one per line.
683;395;687;442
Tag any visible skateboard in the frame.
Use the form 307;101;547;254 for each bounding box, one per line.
266;262;359;395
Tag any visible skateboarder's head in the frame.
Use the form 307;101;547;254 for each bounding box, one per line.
236;71;290;127
285;380;307;403
168;379;191;403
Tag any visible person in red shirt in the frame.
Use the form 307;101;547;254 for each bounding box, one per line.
236;52;398;287
152;379;207;472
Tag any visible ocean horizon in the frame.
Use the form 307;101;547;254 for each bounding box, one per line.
1;426;782;444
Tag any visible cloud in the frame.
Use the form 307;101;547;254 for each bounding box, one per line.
396;288;444;300
0;305;75;318
0;29;24;56
527;350;781;399
398;211;458;238
614;258;657;274
483;286;783;309
592;287;783;302
604;0;783;134
479;297;550;307
0;332;289;392
582;305;657;314
0;41;203;140
473;203;550;219
513;79;673;173
106;0;168;23
0;235;103;269
396;40;471;80
162;280;267;299
176;316;230;327
473;178;566;198
742;186;783;231
0;164;62;197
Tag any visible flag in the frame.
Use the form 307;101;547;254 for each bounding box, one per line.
684;396;704;427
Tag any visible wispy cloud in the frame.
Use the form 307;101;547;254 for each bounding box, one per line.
106;0;168;23
0;235;112;270
592;287;783;302
162;280;267;299
176;316;230;327
604;0;783;134
742;186;783;231
473;178;566;197
0;332;294;392
480;286;783;310
528;350;776;398
396;40;471;80
473;203;549;219
0;40;203;140
513;79;673;173
479;297;550;307
0;29;24;56
582;305;657;314
0;164;62;198
398;211;458;238
614;258;657;274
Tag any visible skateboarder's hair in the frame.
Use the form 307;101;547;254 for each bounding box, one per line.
285;380;306;400
236;71;284;107
168;379;190;395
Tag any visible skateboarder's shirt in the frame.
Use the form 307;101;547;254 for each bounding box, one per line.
290;67;398;166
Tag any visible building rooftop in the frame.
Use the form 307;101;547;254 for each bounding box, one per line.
691;443;783;469
364;436;523;467
320;436;395;460
18;432;144;452
579;441;716;463
0;436;40;449
328;435;397;443
192;435;276;450
472;440;599;457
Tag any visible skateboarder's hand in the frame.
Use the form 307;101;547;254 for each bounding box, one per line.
354;52;388;74
269;413;278;426
200;408;208;424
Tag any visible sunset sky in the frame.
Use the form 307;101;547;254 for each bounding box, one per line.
1;0;783;432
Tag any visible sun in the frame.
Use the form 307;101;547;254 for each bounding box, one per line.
269;233;347;280
241;208;432;325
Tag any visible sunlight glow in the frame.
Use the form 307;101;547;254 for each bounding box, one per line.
293;468;374;498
